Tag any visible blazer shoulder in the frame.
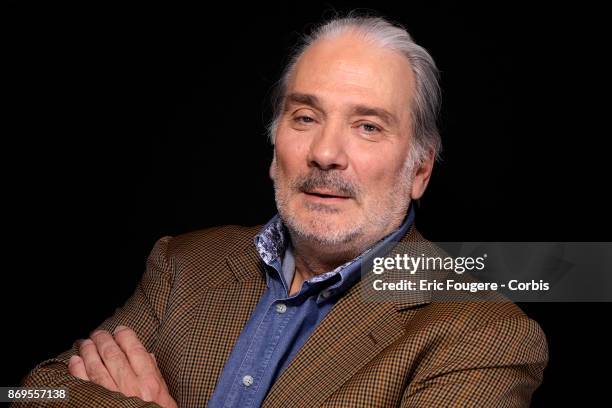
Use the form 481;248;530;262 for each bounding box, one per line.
403;229;532;322
417;299;531;330
400;229;540;333
147;225;266;288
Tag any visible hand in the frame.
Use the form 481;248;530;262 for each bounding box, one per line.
68;325;177;408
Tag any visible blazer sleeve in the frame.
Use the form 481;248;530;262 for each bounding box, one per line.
401;314;549;408
13;236;176;408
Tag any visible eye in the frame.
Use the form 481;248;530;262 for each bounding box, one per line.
294;115;315;124
359;122;381;133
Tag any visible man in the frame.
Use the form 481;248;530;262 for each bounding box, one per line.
17;13;548;407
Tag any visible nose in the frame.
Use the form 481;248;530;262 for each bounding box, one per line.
306;120;349;171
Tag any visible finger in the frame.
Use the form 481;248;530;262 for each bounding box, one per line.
68;355;89;381
149;353;159;370
113;326;156;377
79;338;119;391
149;353;164;377
91;330;138;391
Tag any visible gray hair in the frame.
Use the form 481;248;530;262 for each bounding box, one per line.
266;12;442;165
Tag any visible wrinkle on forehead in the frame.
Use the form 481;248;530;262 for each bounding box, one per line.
288;32;415;121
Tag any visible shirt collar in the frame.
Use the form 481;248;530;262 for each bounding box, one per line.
254;215;286;267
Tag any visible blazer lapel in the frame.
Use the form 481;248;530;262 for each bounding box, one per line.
176;245;267;407
262;226;431;408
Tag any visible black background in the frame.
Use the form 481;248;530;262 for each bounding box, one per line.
3;1;610;406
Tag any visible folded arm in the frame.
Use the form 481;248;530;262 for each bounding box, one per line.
14;236;176;408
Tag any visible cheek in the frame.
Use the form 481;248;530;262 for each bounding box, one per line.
351;150;406;189
274;130;310;175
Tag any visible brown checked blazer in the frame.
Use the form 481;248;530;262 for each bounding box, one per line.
16;224;548;407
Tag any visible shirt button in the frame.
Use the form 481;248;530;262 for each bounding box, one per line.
321;289;333;299
275;303;287;314
242;375;254;387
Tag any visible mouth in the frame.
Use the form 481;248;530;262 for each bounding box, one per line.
301;189;352;202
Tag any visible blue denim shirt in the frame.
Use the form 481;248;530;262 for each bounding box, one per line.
208;206;415;407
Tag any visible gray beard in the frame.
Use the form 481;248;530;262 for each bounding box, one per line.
271;153;416;252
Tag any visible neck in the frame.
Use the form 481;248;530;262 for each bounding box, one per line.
290;235;359;280
283;233;355;295
285;217;407;296
288;222;394;281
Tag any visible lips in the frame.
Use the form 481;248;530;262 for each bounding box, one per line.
302;189;351;199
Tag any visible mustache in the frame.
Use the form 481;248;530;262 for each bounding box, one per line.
292;170;359;198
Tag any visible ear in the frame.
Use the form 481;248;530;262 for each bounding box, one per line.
269;155;277;181
410;150;435;200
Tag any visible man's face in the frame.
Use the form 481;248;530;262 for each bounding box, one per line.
271;32;428;251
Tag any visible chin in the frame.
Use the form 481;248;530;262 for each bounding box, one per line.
288;211;364;246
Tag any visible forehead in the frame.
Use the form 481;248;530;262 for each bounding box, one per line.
288;32;415;115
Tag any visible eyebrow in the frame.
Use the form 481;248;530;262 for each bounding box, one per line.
349;105;398;127
284;92;398;127
284;92;325;113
